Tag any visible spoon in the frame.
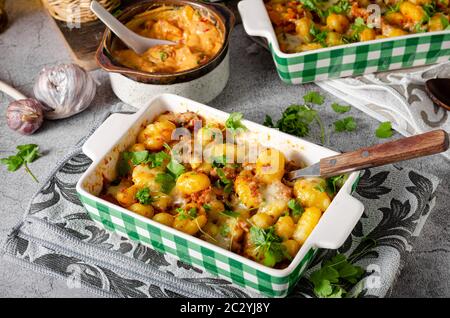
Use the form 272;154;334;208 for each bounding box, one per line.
90;1;176;54
425;78;450;111
288;129;449;180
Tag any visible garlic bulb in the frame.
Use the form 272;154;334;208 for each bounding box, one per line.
33;63;96;120
6;98;44;135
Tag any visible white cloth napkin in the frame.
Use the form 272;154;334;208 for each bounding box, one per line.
316;62;450;159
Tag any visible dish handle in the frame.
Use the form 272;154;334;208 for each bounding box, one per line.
82;112;136;162
312;194;365;250
238;0;277;44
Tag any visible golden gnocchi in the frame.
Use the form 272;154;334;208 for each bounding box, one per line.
266;0;450;53
100;111;347;269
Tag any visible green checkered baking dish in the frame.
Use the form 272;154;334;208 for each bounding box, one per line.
238;0;450;84
76;94;364;297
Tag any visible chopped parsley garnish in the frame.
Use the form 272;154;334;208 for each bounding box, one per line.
203;203;211;211
304;91;324;105
375;121;393;138
216;168;233;194
267;104;325;144
326;174;347;197
159;51;168;62
314;184;326;192
176;207;198;220
117;150;170;176
288;199;304;217
0;144;41;182
220;210;240;218
155;173;176;194
225;112;247;132
331;103;351;113
309;25;328;47
212;155;227;168
135;187;153;205
263;115;275;128
334;116;357;132
308;253;365;298
249;226;288;267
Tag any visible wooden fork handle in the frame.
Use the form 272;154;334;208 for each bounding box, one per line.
320;130;449;178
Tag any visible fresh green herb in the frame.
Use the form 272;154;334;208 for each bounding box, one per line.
263;115;274;128
334;116;357;132
326;174;347;197
270;104;325;143
155;173;176;194
0;144;41;182
375;121;393;138
212;155;227;168
220;224;230;237
423;2;436;21
304;91;325;105
225;112;247;132
308;253;365;298
220;210;240;218
203;203;211;211
215;168;233;194
176;207;197;220
216;168;231;184
288;199;304;217
163;143;185;179
159;51;168;62
386;2;400;13
309;25;328;47
299;0;327;18
414;23;427;33
440;15;450;29
314;184;326;192
250;226;288;267
327;0;349;15
167;159;185;179
135;187;153;205
331;103;351;113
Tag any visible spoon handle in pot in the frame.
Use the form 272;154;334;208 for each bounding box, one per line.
319;130;449;177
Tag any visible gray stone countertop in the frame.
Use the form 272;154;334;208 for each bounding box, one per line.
0;0;448;297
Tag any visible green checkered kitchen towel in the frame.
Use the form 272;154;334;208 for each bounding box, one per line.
1;111;440;298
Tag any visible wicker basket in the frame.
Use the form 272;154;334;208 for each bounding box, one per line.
42;0;121;23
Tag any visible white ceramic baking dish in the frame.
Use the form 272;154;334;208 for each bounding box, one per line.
75;93;364;297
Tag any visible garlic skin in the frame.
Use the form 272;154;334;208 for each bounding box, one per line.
6;98;44;135
33;63;97;120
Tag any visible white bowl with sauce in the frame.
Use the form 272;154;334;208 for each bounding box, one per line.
96;0;235;108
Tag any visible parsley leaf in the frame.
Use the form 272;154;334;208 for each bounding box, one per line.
375;121;393;138
135;187;154;205
288;199;304;217
326;174;347;197
263;115;274;128
309;25;328;47
155;173;176;194
308;253;365;298
274;104;325;143
220;210;240;218
331;103;351;113
334;116;357;132
0;144;41;182
249;226;287;267
303;91;325;105
167;159;185;179
225;112;247;132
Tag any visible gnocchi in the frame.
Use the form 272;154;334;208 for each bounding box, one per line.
100;111;347;269
266;0;450;53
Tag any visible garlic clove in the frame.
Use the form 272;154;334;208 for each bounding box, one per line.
33;63;97;120
6;98;44;135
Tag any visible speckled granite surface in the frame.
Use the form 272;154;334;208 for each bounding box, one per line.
0;0;448;297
